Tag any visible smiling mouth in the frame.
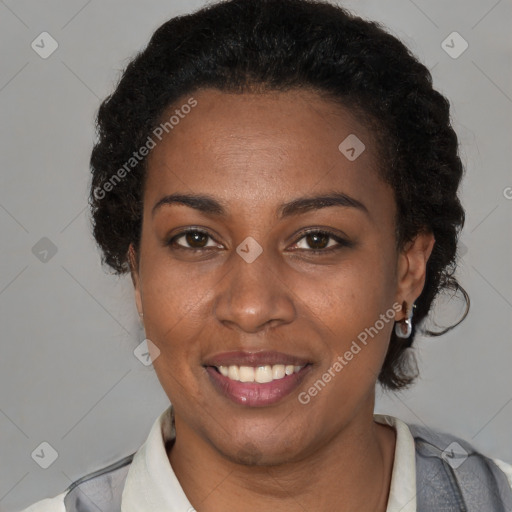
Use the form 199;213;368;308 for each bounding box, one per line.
203;351;312;406
205;363;312;407
212;364;306;383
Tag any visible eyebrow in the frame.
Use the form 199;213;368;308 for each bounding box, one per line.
151;192;369;219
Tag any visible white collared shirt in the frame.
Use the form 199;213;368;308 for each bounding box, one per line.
22;406;512;512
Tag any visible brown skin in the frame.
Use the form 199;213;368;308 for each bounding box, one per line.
129;88;435;512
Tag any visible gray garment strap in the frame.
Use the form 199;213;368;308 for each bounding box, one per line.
62;426;512;511
63;453;134;512
409;423;512;512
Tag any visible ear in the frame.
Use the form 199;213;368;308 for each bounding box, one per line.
394;231;435;320
128;244;143;318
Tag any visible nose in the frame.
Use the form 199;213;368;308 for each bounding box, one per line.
213;244;296;334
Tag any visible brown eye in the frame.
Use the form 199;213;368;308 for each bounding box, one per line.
184;231;208;248
167;229;219;251
289;229;353;254
304;232;330;250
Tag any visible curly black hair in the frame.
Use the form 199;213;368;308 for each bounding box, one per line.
89;0;467;390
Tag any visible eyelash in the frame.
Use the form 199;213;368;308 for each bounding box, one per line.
165;228;351;255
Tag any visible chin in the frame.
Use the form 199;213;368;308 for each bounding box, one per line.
216;432;307;467
232;441;266;465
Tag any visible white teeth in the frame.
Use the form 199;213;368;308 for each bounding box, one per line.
216;364;304;383
272;364;285;380
228;365;239;380
239;366;255;382
255;365;273;383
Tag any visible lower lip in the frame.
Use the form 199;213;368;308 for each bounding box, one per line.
206;366;311;407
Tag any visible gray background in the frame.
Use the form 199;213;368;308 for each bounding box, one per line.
1;0;511;510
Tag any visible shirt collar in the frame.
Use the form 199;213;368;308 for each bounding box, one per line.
374;413;417;512
122;406;417;512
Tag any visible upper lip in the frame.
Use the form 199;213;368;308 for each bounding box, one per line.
203;351;311;367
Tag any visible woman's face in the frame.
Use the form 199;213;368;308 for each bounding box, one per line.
131;88;433;465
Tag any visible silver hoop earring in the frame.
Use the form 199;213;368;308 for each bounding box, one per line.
395;303;414;339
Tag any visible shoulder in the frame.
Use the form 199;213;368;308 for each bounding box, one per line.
407;422;512;508
491;457;512;487
408;421;510;471
18;492;67;512
19;452;135;512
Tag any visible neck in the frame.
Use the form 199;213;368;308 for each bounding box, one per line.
168;399;396;512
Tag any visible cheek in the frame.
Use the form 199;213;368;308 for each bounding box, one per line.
140;234;216;329
146;284;209;408
308;250;395;328
138;249;231;393
299;250;396;380
139;259;211;382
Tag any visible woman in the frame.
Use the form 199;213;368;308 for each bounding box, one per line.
22;0;512;510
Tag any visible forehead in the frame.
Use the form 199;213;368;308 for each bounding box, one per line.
144;88;390;219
